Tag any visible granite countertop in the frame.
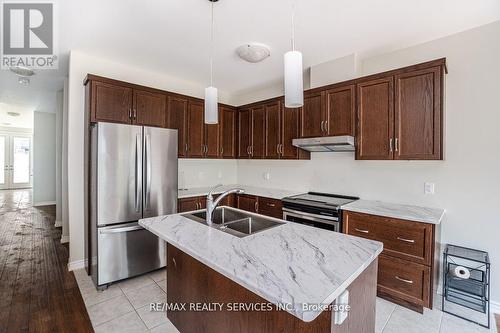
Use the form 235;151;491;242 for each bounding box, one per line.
139;209;383;322
341;200;445;225
178;184;302;200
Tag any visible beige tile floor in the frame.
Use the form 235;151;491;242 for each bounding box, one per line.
74;268;497;333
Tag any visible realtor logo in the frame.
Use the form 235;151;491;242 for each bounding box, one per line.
1;2;58;69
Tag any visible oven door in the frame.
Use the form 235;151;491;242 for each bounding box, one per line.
282;208;341;232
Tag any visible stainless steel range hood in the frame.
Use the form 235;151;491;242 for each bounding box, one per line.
292;136;355;152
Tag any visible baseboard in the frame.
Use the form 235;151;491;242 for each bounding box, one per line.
33;201;56;207
60;235;69;244
54;220;62;227
67;259;85;271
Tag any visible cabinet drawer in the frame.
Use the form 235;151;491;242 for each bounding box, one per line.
378;254;430;307
258;197;283;219
344;211;433;265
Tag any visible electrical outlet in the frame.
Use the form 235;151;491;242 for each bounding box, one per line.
263;172;271;181
334;290;349;325
424;182;435;195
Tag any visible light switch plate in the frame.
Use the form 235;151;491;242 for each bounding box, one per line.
334;290;349;325
263;172;270;181
424;182;435;195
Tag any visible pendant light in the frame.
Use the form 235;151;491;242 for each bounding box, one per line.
284;0;303;108
205;0;219;124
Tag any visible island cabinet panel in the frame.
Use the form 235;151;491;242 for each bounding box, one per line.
186;101;205;158
133;89;166;127
220;107;237;159
394;66;443;160
300;91;325;138
356;77;394;160
257;197;283;219
91;81;133;124
237;194;259;213
237;108;252;159
166;243;377;333
343;210;438;313
264;101;282;159
167;96;188;157
325;85;355;136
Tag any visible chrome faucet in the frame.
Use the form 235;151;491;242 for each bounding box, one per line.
206;184;244;226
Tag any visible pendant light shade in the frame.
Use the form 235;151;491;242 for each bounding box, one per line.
205;0;219;124
205;86;218;124
284;50;303;108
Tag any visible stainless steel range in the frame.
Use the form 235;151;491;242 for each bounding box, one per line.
282;192;359;232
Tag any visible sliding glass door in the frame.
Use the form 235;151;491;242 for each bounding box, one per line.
0;134;32;190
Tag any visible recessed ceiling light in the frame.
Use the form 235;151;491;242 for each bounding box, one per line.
18;77;30;86
10;66;35;77
7;112;21;117
236;43;271;63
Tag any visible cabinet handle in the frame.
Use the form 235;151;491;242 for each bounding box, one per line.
254;201;258;212
129;108;132;119
172;257;177;269
397;237;415;244
133;108;137;119
395;276;413;284
220;146;224;155
280;144;284;155
389;138;393;152
247;146;250;156
320;121;324;132
276;145;280;155
354;228;369;234
267;203;276;207
185;143;188;153
250;146;253;156
395;138;399;152
324;120;328;133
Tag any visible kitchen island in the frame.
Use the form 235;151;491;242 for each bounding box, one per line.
140;207;383;333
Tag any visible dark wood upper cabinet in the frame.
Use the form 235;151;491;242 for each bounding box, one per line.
251;106;266;159
167;96;188;157
300;91;325;138
394;66;442;160
187;101;205;158
325;85;355;136
220;107;237;158
238;108;251;159
356;77;395;160
264;101;281;159
91;81;133;124
281;104;301;159
133;89;166;127
205;119;220;159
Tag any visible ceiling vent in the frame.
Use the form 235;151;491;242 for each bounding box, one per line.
236;43;271;63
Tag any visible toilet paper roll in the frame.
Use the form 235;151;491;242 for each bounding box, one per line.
450;266;471;279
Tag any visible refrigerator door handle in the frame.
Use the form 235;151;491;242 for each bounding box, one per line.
145;134;152;210
99;225;144;234
135;134;142;212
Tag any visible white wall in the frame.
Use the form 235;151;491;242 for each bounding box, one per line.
237;21;500;304
67;51;232;265
33;112;56;205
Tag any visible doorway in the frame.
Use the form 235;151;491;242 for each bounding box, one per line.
0;133;32;190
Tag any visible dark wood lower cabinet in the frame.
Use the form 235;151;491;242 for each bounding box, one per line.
237;195;259;213
167;243;378;333
257;197;283;219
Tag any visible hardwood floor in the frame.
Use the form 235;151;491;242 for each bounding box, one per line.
0;190;93;333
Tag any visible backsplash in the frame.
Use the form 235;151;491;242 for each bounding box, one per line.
178;159;238;189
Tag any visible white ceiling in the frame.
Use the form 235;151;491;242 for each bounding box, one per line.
1;0;500;107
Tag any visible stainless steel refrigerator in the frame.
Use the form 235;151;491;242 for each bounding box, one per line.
87;122;177;288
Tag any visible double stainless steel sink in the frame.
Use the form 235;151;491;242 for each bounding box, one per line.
183;207;285;238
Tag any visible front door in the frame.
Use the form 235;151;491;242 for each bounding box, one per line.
0;134;32;190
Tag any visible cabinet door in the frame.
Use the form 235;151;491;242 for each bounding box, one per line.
251;106;265;159
92;81;132;124
264;101;281;159
178;197;200;213
220;107;237;158
300;91;325;138
394;67;442;160
237;195;258;213
356;77;394;160
281;104;300;159
205;120;220;159
133;89;166;127
325;85;355;136
187;101;205;158
167;96;188;157
238;109;251;158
